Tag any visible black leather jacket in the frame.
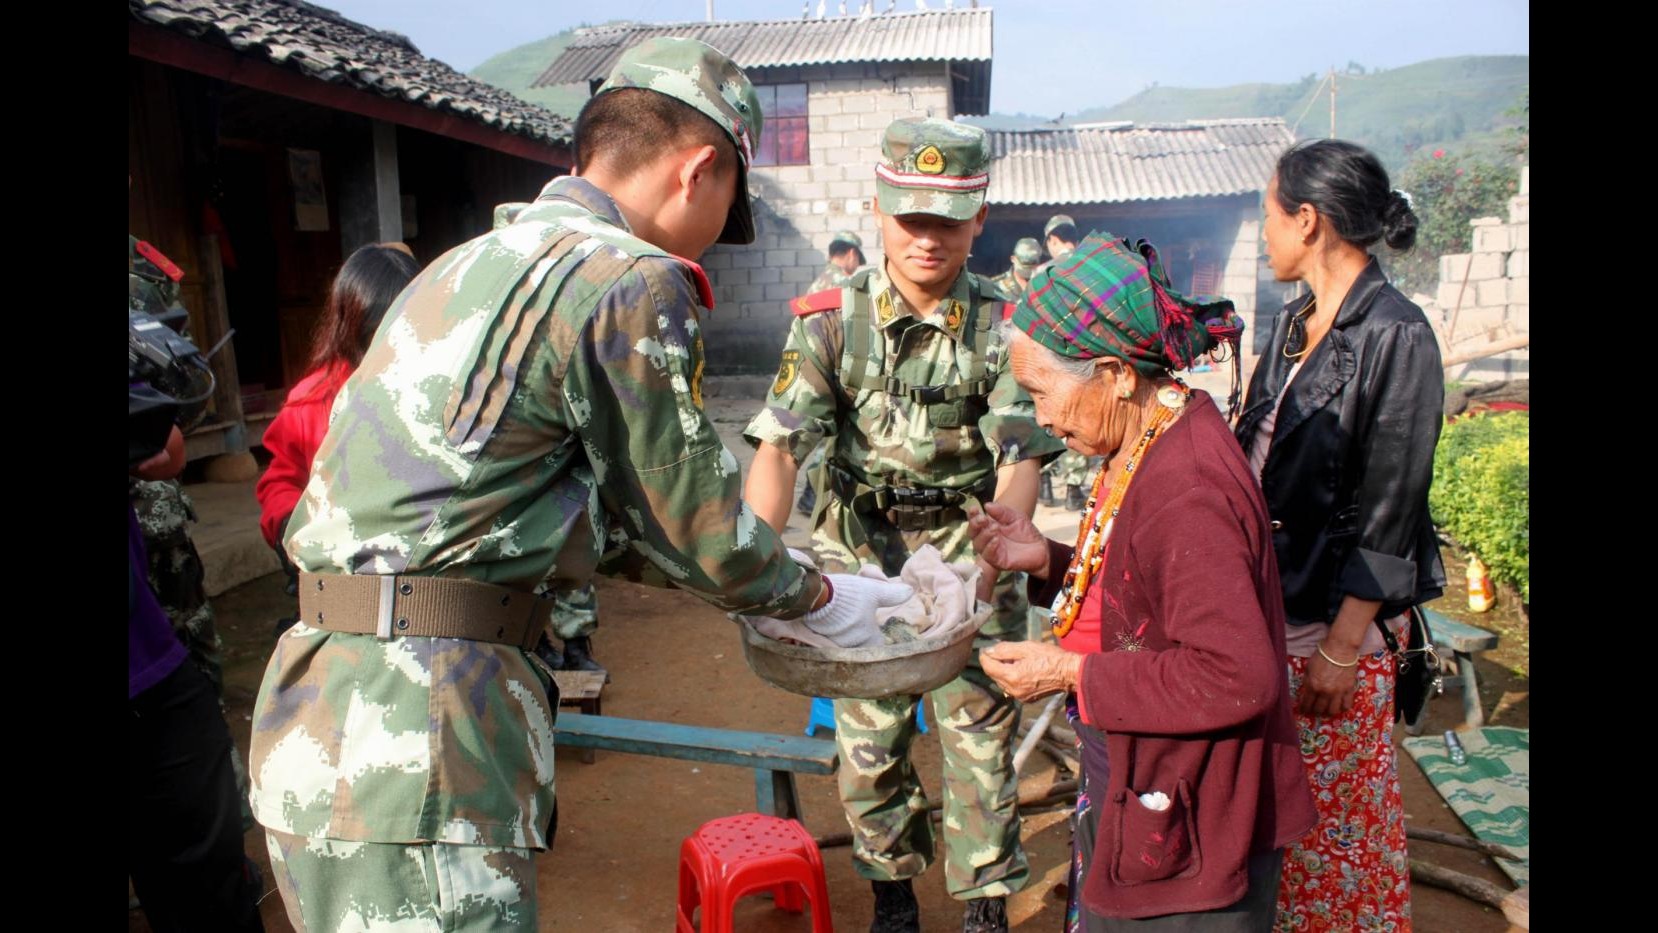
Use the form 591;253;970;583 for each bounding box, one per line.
1234;258;1446;625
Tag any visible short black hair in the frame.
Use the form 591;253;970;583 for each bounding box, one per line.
1047;224;1079;245
574;87;737;179
1275;139;1417;251
829;242;863;264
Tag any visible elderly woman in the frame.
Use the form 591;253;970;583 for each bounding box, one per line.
1237;139;1446;931
968;233;1315;931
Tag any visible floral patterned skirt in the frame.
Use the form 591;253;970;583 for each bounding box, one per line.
1276;651;1411;932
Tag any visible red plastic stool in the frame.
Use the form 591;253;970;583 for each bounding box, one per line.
675;812;834;932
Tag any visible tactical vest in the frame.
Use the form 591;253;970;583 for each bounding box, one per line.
815;269;1009;530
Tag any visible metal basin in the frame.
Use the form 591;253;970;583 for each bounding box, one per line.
739;603;992;699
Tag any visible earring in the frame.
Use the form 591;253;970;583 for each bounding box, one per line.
1118;387;1133;399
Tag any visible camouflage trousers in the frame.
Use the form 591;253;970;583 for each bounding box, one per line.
265;830;538;932
131;479;253;829
547;582;598;641
1043;450;1093;489
832;653;1028;898
811;504;1030;899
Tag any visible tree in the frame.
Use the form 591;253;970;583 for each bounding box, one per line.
1387;150;1519;295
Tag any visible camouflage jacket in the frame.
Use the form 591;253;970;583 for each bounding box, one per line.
808;262;851;294
744;263;1064;573
250;176;819;849
992;268;1028;302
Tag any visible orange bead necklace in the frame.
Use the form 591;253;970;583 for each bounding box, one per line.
1050;384;1190;637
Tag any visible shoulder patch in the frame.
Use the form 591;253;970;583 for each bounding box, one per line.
669;253;716;311
771;349;802;397
791;288;843;317
134;239;184;283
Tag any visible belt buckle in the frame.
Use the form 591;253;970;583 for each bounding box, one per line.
375;576;396;639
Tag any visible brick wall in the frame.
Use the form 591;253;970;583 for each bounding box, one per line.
701;62;951;372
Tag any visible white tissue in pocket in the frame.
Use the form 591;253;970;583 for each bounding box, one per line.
1137;790;1171;812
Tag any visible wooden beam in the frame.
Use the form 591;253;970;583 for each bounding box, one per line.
196;233;245;451
129;21;572;168
1442;334;1529;369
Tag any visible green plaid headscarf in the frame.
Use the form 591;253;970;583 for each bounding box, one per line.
1013;231;1244;376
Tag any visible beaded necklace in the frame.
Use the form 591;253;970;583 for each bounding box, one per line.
1050;384;1190;637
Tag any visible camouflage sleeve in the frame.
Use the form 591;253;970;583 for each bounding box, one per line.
563;256;820;619
978;323;1067;469
741;312;842;465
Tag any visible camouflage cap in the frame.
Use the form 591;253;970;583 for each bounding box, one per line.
1012;237;1042;266
597;37;764;244
874;117;990;221
829;230;863;249
1044;214;1078;241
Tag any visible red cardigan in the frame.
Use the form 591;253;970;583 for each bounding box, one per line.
254;364;351;549
1035;393;1316;919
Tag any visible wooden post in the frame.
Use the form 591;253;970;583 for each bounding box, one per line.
196;233;244;440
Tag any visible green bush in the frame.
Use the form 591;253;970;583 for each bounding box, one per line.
1430;410;1529;602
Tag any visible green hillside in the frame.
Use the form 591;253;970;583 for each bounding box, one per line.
964;56;1527;176
469;27;609;118
1077;56;1527;174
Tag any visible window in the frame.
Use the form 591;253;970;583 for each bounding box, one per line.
751;83;808;166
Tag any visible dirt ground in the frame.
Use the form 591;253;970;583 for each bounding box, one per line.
128;560;1524;933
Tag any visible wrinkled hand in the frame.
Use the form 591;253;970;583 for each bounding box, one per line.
980;641;1083;702
967;501;1050;579
794;573;915;648
1297;644;1360;718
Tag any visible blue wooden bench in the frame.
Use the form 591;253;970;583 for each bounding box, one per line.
1417;608;1501;734
553;712;838;820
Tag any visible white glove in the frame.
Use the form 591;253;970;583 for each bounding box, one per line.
797;573;915;648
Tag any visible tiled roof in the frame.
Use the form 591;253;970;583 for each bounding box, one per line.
986;119;1296;205
131;0;572;146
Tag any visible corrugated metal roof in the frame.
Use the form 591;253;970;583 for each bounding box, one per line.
131;0;572;146
534;8;992;85
987;119;1297;205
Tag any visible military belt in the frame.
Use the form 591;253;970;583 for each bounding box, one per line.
825;463;996;531
298;572;547;650
878;376;993;405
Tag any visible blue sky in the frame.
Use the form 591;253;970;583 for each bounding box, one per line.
315;0;1529;115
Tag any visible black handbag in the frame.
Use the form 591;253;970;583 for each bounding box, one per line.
1377;606;1440;728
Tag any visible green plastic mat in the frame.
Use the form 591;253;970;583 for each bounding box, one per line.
1402;726;1529;886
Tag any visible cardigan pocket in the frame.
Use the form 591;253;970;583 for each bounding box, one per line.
1109;778;1201;885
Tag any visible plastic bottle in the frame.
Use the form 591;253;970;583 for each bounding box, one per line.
1466;555;1494;613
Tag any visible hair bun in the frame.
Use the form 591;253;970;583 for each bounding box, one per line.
1381;189;1418;252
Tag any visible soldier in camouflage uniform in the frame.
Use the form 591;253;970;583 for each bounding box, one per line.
249;38;911;931
990;237;1041;302
1040;213;1079;270
744;118;1066;933
128;235;254;828
809;229;867;293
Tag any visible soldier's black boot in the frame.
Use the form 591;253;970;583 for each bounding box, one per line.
870;878;920;933
560;636;610;684
1065;483;1087;511
961;895;1008;933
1037;472;1056;507
532;633;564;671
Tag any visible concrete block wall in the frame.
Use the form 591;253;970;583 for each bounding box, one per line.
1427;163;1529;383
701;62;952;372
1220;217;1265;386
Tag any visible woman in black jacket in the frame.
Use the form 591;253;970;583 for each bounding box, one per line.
1235;139;1446;932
